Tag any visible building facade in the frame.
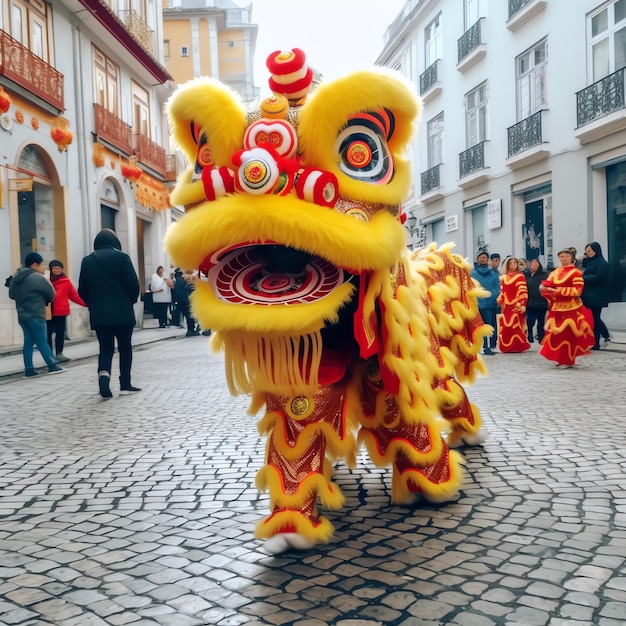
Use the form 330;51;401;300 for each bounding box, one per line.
377;0;626;335
162;0;258;99
0;1;256;349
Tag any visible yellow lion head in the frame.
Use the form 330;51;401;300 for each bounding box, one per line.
165;50;420;341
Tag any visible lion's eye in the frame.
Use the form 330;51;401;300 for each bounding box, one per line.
334;109;394;184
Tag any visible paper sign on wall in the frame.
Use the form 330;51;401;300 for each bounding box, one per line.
445;215;458;232
487;199;502;229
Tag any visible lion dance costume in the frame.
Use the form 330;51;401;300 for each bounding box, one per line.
165;49;491;553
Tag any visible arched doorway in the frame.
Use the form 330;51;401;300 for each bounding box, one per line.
15;144;65;265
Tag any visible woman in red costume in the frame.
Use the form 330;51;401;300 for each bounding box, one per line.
539;248;595;367
496;257;530;353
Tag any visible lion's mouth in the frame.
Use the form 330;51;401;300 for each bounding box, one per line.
199;243;355;306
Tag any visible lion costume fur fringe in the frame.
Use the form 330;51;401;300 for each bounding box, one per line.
165;48;490;550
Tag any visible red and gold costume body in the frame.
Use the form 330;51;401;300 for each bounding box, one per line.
496;272;530;353
165;50;490;552
539;265;595;366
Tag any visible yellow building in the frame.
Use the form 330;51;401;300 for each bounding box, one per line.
162;0;258;101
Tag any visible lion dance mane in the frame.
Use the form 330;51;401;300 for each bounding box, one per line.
165;49;491;553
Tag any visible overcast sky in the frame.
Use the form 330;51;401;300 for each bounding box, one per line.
248;0;408;94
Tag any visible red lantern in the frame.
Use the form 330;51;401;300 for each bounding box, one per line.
0;87;11;114
51;118;73;152
121;158;143;184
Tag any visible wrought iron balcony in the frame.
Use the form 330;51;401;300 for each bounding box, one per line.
421;164;441;195
507;111;543;157
509;0;533;18
121;9;155;55
94;104;133;155
458;18;484;65
164;155;177;182
459;141;486;179
576;67;626;127
133;132;166;177
420;60;441;96
0;29;64;111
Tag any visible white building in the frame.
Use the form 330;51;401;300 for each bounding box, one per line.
377;0;626;335
0;0;176;347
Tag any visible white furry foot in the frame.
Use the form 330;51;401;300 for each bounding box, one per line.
263;533;318;555
448;427;488;449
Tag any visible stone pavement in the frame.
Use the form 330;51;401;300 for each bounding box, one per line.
1;337;626;626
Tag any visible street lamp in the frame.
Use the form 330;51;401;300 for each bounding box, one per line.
405;213;427;251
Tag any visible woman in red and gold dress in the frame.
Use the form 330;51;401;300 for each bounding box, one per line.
539;248;595;367
496;257;531;353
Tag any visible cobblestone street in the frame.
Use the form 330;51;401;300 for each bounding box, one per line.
1;336;626;626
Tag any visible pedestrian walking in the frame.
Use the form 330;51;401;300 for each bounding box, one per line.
496;257;530;353
525;258;549;343
78;229;141;398
470;251;500;355
539;247;595;367
150;266;173;328
174;269;198;336
582;241;611;350
47;259;86;362
8;252;66;377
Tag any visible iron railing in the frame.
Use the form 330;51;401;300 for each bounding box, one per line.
458;18;484;64
133;133;166;177
121;9;154;54
459;141;485;179
421;164;441;195
509;0;534;19
576;67;626;127
507;111;543;157
0;29;64;110
164;155;177;182
420;60;440;95
94;104;133;155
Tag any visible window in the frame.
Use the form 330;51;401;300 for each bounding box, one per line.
163;39;170;59
465;82;488;147
93;47;120;117
465;0;487;29
589;0;626;81
427;113;444;169
8;0;50;61
180;45;189;57
132;81;150;137
425;13;442;67
517;40;547;120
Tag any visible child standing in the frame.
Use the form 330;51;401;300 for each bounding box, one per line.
48;260;86;362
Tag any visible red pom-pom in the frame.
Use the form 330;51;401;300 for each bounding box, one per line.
266;48;307;75
202;166;235;201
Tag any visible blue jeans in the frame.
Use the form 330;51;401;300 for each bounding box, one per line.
19;317;57;370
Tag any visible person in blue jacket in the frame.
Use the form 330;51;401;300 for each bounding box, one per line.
470;250;501;355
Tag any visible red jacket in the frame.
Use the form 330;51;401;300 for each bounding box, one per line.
51;275;86;317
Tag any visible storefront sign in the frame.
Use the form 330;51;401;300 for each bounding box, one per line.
487;199;502;229
445;215;458;232
9;179;33;192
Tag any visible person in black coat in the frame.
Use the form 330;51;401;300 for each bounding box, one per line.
525;258;549;343
582;241;611;349
78;229;140;398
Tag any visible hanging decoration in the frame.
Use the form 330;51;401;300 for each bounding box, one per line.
92;143;105;167
51;117;73;152
135;175;170;210
121;156;143;185
0;87;11;113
